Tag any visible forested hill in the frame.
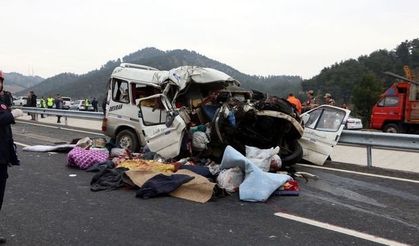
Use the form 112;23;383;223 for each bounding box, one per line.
19;47;302;101
302;38;419;123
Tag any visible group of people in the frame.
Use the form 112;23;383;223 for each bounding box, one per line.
28;93;64;122
26;94;99;123
286;90;337;114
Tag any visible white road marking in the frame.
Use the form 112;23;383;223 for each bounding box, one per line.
274;212;409;246
296;164;419;184
16;120;104;136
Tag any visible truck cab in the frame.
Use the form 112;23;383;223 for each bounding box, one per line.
370;78;419;133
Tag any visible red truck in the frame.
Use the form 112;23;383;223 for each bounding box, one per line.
370;69;419;133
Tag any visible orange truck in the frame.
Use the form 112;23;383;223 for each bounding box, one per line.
370;67;419;133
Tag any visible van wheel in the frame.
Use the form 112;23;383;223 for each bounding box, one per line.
383;123;402;133
116;129;139;152
281;140;303;167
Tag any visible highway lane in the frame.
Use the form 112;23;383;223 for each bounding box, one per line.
0;121;418;245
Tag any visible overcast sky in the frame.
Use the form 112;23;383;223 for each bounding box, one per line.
1;0;418;79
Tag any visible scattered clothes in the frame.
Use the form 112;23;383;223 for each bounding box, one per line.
23;144;76;153
179;165;212;179
110;148;126;157
116;159;176;172
207;161;221;176
220;145;291;202
86;160;115;172
136;174;194;199
273;180;300;196
67;146;109;170
216;167;243;193
126;169;216;203
90;167;129;191
142;151;156;160
190;124;206;134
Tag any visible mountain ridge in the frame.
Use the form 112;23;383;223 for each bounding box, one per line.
3;72;44;93
17;47;302;101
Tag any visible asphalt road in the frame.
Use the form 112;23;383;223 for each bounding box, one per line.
1;120;418;246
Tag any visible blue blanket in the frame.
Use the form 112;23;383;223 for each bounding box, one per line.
220;145;291;202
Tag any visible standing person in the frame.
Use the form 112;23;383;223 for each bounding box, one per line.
302;90;317;112
0;70;24;244
84;98;90;110
40;96;47;118
46;95;54;109
102;91;109;115
91;97;98;112
28;91;37;120
323;93;336;106
287;93;302;114
55;94;63;123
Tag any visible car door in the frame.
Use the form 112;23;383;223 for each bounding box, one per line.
298;105;350;165
138;94;186;159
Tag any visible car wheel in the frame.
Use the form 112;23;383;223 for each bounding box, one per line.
383;123;403;133
281;139;303;166
116;129;139;152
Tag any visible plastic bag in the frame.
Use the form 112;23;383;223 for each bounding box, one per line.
245;145;281;172
192;131;209;151
216;167;244;193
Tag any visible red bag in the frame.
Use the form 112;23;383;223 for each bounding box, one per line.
274;180;300;196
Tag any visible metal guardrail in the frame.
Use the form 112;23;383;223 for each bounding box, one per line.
18;107;103;126
18;107;419;168
339;130;419;167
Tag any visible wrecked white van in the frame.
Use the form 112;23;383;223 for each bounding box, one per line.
102;63;350;166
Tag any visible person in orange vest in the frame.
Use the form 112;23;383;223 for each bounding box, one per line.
287;93;302;114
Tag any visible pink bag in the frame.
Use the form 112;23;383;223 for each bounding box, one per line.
67;147;109;170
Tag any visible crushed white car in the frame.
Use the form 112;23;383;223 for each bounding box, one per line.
102;63;350;166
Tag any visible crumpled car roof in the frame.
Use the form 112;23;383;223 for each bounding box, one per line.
167;66;239;91
112;65;239;91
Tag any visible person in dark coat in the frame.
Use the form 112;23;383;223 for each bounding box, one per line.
55;94;63;123
91;97;98;112
26;91;37;120
0;70;24;244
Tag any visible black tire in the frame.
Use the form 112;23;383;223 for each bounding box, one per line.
281;140;303;166
383;123;402;133
116;129;139;152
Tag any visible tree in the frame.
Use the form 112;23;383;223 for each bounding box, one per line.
351;73;383;126
395;40;410;66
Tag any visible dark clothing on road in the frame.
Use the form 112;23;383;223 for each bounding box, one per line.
136;174;194;199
